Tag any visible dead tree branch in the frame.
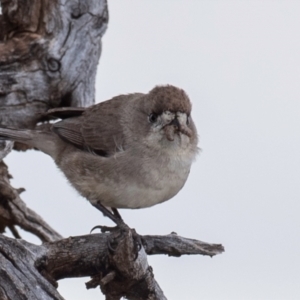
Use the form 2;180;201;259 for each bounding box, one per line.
0;160;62;242
0;227;224;300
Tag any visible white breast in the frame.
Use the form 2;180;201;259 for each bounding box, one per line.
63;134;197;209
95;145;195;209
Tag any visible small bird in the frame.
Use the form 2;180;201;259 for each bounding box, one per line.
0;85;198;225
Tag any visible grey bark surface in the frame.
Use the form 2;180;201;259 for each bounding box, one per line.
0;0;108;129
0;160;62;242
0;0;225;299
0;227;224;300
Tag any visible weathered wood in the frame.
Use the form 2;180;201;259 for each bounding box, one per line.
0;227;224;300
0;0;108;129
0;160;62;242
0;234;64;300
143;233;224;257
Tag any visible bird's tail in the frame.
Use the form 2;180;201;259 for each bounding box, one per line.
0;127;34;142
0;127;58;157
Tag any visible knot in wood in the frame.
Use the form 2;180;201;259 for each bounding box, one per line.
35;255;48;272
71;7;82;19
92;8;109;31
71;3;87;19
93;15;108;31
47;58;61;72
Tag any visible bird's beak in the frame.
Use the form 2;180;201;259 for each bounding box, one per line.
169;117;181;129
163;112;192;141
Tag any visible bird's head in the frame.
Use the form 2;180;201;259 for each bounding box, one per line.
136;85;198;154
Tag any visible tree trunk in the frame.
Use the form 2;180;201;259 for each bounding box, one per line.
0;0;108;129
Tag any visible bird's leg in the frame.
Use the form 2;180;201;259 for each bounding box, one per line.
111;207;123;220
92;202;125;227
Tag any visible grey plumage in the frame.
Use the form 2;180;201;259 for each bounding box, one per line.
0;85;199;213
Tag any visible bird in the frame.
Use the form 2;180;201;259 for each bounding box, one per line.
0;85;199;226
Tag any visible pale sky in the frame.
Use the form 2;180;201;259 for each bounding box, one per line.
5;1;300;299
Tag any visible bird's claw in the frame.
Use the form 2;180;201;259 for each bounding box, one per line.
90;225;120;234
90;224;142;260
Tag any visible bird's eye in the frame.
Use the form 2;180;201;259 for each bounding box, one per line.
148;113;158;123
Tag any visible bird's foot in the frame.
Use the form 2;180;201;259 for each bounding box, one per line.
90;223;128;254
90;224;127;234
90;202;142;259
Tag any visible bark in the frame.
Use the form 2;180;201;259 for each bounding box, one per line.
0;160;62;242
0;0;108;129
0;227;224;300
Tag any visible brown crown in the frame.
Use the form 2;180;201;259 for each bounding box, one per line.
148;85;192;115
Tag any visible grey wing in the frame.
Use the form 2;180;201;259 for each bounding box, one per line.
52;94;142;156
81;95;134;155
52;117;85;148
